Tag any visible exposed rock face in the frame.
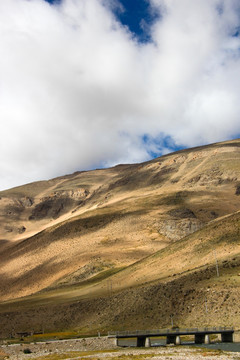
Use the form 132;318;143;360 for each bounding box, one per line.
155;208;203;241
19;197;33;207
158;218;203;241
42;189;89;200
29;198;73;220
187;169;239;187
29;188;89;220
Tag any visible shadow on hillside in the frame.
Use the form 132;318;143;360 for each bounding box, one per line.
0;209;146;265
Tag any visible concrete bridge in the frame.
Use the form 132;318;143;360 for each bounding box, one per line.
108;327;234;347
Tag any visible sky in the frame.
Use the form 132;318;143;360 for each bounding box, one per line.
1;0;240;190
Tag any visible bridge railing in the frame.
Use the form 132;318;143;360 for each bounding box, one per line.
108;326;234;337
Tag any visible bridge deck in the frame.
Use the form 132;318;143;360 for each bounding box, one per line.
109;327;234;338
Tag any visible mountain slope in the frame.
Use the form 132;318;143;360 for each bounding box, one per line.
0;138;240;337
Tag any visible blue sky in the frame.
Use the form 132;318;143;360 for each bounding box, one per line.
46;0;159;42
112;0;159;43
1;0;240;190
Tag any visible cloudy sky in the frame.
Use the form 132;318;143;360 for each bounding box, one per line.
1;0;240;190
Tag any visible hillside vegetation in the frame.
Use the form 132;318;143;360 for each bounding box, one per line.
0;139;240;338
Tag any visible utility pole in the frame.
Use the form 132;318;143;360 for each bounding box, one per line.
214;251;219;277
205;297;208;313
107;280;112;296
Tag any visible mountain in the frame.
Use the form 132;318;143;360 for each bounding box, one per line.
0;138;239;338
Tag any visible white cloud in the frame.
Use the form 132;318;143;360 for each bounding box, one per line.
0;0;240;190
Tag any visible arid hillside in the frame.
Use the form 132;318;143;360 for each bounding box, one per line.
0;139;240;338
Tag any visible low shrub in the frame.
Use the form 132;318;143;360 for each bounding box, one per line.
23;348;32;354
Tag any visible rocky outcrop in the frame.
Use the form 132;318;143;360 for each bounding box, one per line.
186;168;239;187
42;189;89;201
19;197;33;207
156;207;203;241
29;188;89;220
158;218;203;241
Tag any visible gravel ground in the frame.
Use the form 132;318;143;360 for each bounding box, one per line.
0;336;114;359
0;336;239;360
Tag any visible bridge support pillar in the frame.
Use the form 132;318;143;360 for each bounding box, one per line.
204;334;210;344
195;334;205;344
145;337;151;347
175;335;181;345
221;333;233;343
166;335;181;345
137;337;146;347
114;337;119;346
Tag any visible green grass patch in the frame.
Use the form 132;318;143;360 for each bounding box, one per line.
26;330;80;342
2;330;85;345
193;346;224;355
106;355;155;360
29;349;120;360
